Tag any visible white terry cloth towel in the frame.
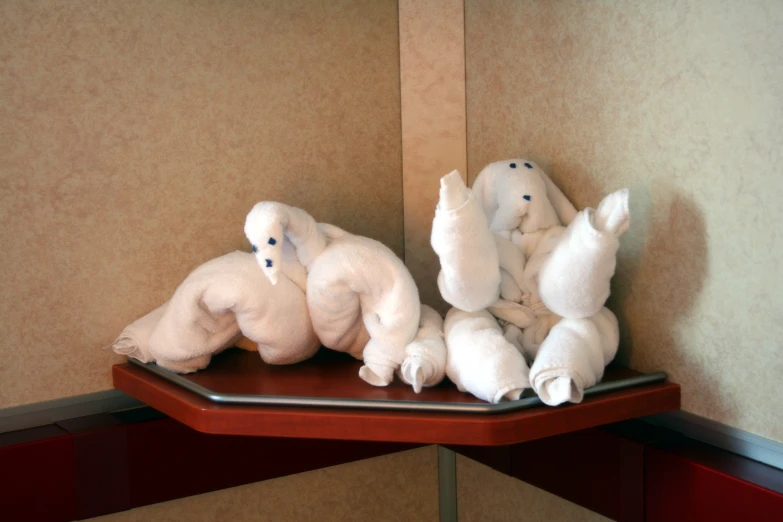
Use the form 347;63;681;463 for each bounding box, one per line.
397;304;447;393
108;303;169;364
244;201;330;285
245;202;422;387
108;251;320;373
470;159;576;237
529;307;620;406
494;234;528;304
431;170;501;312
307;230;421;387
444;308;530;404
467;159;630;320
535;189;630;319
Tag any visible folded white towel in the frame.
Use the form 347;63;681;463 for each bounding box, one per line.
431;170;501;312
245;202;421;386
108;303;169;364
397;305;447;393
537;189;630;319
529;307;619;405
308;232;421;386
108;251;319;373
431;160;630;406
444;308;530;404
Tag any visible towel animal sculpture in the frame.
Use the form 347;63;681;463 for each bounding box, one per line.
109;249;320;373
431;159;630;405
244;202;445;391
398;304;448;393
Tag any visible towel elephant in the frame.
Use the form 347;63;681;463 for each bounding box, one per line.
431;160;630;405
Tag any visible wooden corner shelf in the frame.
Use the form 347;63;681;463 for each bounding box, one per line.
112;349;680;446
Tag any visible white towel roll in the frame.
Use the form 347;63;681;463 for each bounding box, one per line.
444;308;530;403
431;170;501;312
537;190;629;320
398;305;447;393
529;307;619;405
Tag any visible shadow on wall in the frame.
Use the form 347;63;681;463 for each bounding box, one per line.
605;190;726;418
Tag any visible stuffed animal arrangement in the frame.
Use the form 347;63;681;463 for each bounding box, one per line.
110;158;628;408
431;159;630;406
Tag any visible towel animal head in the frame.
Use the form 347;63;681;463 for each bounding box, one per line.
244;201;329;285
245;202;287;284
471;159;578;234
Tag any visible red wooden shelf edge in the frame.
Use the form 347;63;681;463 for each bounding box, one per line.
112;362;680;446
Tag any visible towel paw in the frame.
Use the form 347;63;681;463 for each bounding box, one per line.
359;363;394;387
536;376;582;406
408;362;425;393
594;189;630;237
502;324;525;355
438;169;470;211
487;299;537;329
400;355;440;393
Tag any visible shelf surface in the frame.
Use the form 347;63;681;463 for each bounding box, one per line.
113;348;681;446
127;349;669;414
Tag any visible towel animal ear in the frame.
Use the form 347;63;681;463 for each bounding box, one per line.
472;159;572;234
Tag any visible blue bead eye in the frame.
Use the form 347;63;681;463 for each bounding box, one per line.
523;195;531;201
524;162;533;169
265;259;273;268
252;245;257;253
510;163;517;168
268;237;277;245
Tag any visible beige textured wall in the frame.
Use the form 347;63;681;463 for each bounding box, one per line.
0;0;402;408
457;455;611;522
465;0;783;442
400;0;467;310
89;446;438;522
